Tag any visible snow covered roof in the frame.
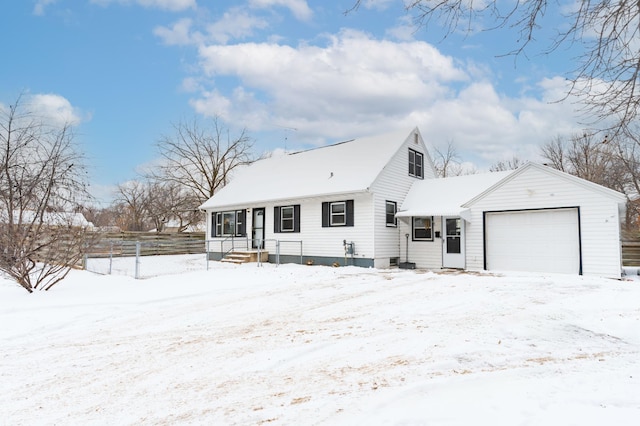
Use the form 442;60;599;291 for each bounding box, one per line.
398;170;513;221
463;162;627;207
200;128;420;210
0;211;94;228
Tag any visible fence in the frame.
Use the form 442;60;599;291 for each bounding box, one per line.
622;241;640;266
206;237;304;268
84;232;206;279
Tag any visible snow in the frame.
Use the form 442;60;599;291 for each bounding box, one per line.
199;128;417;210
398;170;512;218
1;256;639;425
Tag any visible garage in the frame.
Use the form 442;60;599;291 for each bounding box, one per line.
485;208;581;274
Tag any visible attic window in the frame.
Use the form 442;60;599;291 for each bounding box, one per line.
409;149;424;179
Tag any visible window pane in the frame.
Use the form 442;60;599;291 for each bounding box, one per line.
281;206;294;231
222;212;235;235
330;202;346;225
282;207;293;219
408;150;415;175
282;218;294;230
386;201;396;226
446;218;460;236
413;217;432;240
236;210;243;235
331;203;345;214
416;152;423;178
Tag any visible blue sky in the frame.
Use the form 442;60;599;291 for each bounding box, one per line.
2;0;584;204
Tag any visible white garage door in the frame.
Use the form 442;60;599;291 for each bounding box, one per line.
485;208;580;274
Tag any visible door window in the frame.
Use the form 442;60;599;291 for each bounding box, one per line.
446;218;461;254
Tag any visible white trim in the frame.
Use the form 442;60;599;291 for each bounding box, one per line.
463;162;626;207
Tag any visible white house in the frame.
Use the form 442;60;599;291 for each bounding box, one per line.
200;128;436;267
398;163;626;278
200;128;626;278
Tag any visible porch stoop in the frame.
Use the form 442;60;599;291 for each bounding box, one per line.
220;250;269;264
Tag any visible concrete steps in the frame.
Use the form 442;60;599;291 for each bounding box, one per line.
220;250;269;264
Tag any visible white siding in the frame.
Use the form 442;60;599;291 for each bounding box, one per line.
370;130;436;267
205;192;375;263
465;166;622;278
398;217;443;268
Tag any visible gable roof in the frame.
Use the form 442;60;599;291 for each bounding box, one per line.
200;128;424;210
462;162;627;207
398;170;513;221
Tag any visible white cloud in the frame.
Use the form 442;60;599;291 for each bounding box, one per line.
28;93;84;127
193;29;466;137
154;10;270;46
33;0;57;16
186;29;584;167
249;0;313;21
154;18;199;46
386;15;418;41
358;0;395;11
206;8;270;44
90;0;196;12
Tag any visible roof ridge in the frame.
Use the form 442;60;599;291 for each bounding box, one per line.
289;139;355;156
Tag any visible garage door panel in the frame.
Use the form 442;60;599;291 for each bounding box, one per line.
485;209;580;274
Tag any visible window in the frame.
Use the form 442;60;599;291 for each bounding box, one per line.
386;201;397;227
236;210;244;236
330;202;346;226
211;210;246;237
413;216;433;241
274;205;300;233
222;211;235;235
281;206;294;232
322;200;354;227
409;149;424;179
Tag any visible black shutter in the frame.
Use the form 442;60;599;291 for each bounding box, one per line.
211;212;217;237
238;210;246;236
293;205;300;233
274;206;281;233
322;202;329;227
346;200;354;227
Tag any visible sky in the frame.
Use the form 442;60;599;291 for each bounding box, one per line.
1;0;587;205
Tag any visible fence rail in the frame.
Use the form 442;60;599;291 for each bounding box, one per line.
83;232;206;278
622;241;640;266
86;232;205;257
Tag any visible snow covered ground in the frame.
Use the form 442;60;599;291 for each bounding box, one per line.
1;255;639;425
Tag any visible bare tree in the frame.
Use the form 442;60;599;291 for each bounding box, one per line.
540;132;623;190
152;117;257;202
144;180;201;232
431;140;477;177
115;180;150;231
114;178;202;232
539;131;640;230
0;95;92;292
349;1;640;133
490;156;525;172
431;140;460;177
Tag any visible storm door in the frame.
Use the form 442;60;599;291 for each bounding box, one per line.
252;208;265;249
442;217;465;268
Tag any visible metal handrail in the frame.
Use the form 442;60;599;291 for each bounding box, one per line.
206;237;304;267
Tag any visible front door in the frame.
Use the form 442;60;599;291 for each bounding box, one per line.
442;217;465;269
252;208;265;249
